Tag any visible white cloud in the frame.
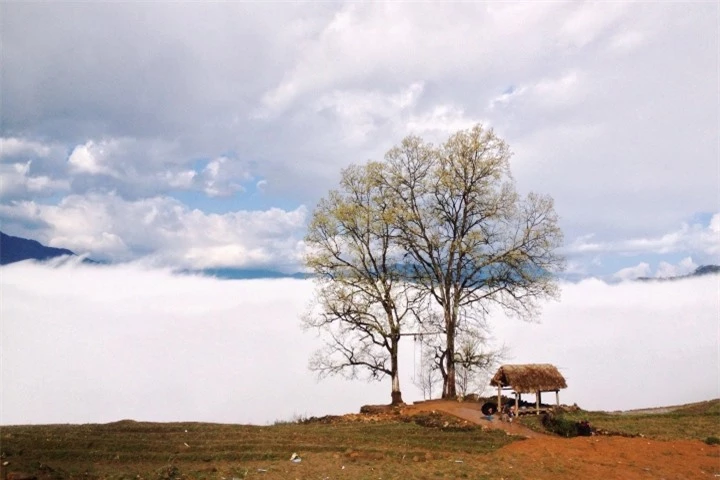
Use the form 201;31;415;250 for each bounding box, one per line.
1;263;716;424
315;83;425;144
0;161;70;199
405;105;481;138
258;3;587;115
567;214;720;263
489;276;718;411
611;256;701;281
608;30;646;52
488;71;584;111
163;169;197;189
68;140;120;176
0;193;307;269
0;137;52;158
557;2;628;49
1;2;717;274
1;263;394;425
201;156;247;197
656;257;697;278
313;82;483;149
613;262;651;281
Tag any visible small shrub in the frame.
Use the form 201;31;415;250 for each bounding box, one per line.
577;420;593;436
704;436;720;445
541;412;594;437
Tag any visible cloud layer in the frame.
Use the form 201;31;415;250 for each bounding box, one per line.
1;2;717;274
1;262;716;425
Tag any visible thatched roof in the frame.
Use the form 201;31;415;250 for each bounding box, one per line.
490;364;567;394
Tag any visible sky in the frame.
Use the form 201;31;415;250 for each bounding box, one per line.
1;260;717;425
1;2;718;280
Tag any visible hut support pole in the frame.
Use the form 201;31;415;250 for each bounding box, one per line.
497;386;501;414
515;392;519;414
536;391;541;415
556;390;560;406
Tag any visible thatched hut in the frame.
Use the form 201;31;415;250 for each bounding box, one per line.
490;364;567;415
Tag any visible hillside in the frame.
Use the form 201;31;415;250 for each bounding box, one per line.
0;231;76;265
0;399;717;480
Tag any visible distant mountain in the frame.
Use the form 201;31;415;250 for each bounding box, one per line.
637;265;720;282
692;265;720;276
0;231;78;265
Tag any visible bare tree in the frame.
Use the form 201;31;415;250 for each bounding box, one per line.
454;330;505;397
303;162;423;405
414;310;504;398
411;336;442;400
383;124;564;398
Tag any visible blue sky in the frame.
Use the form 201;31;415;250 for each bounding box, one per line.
1;2;718;279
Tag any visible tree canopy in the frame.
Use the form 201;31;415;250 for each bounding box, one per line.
304;124;564;402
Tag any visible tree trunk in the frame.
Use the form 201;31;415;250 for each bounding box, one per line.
390;336;403;405
443;311;457;398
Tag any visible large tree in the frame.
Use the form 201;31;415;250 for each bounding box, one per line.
383;124;564;398
303;162;423;405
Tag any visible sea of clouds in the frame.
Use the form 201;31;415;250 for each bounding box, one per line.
1;260;717;425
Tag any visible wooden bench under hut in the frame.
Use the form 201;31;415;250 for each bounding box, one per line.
490;363;567;416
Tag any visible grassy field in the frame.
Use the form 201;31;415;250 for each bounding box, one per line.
519;399;720;441
0;412;517;480
2;401;718;480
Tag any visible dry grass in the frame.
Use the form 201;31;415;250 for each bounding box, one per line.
0;413;517;479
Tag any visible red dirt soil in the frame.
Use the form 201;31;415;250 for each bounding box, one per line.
403;400;720;479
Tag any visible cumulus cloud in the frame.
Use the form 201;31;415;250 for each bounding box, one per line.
613;262;651;281
0;161;70;200
1;262;716;424
1;135;260;202
313;82;482;146
655;257;697;278
0;193;307;269
68;140;120;176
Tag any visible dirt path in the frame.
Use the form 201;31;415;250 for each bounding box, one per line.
403;400;719;479
406;399;546;438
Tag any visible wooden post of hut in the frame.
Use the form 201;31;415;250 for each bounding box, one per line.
556;390;560;406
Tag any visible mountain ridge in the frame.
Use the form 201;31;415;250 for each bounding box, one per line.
636;265;720;282
0;231;77;265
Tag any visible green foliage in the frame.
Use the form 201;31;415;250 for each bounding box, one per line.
540;413;592;438
704;436;720;445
